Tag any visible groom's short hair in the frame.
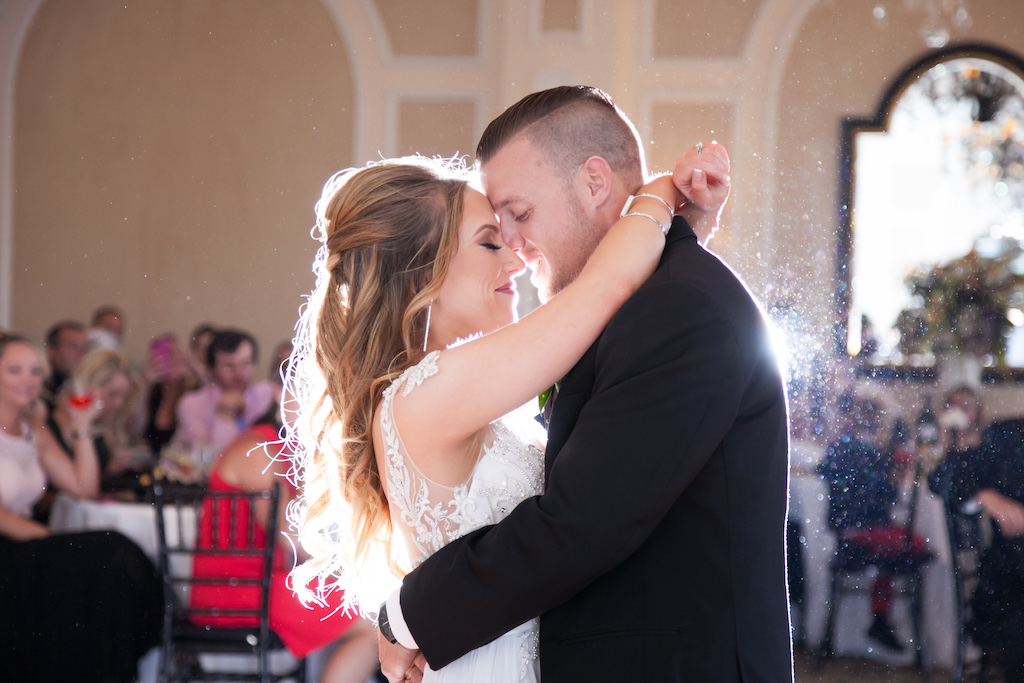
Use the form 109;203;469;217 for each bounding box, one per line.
476;85;644;189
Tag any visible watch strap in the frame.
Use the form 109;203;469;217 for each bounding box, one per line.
378;601;398;644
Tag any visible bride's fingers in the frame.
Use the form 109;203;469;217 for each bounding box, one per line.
413;653;428;671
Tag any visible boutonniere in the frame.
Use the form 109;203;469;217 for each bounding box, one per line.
537;379;563;413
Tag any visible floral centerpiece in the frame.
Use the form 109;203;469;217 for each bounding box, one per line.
898;242;1024;363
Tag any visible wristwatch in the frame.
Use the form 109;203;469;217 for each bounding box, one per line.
378;602;398;644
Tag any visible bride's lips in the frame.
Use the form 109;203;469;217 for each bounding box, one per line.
495;281;517;295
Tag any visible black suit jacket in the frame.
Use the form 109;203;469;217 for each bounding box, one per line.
401;218;793;682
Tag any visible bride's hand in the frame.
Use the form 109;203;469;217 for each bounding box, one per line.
673;142;731;243
673;142;731;212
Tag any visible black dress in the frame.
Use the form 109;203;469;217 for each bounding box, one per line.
0;530;163;682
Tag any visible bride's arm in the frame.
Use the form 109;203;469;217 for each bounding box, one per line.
393;174;678;455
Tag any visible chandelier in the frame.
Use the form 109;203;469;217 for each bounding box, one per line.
872;1;972;48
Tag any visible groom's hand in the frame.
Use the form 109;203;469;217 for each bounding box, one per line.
379;634;426;682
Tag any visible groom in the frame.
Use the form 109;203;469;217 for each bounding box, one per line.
379;86;793;682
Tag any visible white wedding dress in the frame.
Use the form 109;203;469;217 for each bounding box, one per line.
380;350;545;682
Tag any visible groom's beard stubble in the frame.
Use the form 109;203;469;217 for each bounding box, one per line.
540;191;605;303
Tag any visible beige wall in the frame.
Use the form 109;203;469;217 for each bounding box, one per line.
2;0;1024;418
10;0;354;371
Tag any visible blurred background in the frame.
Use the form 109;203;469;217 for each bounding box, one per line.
1;0;1019;383
5;1;1024;678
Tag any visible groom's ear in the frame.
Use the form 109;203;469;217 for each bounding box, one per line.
576;156;614;209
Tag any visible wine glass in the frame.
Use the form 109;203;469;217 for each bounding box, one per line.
65;378;93;409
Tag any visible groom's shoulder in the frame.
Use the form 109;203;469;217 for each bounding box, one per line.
654;240;764;317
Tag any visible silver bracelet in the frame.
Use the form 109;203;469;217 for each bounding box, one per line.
632;193;675;217
624;211;669;235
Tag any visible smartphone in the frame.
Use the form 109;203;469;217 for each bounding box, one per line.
150;337;174;380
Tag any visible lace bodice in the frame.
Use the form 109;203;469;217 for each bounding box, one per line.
380;351;546;568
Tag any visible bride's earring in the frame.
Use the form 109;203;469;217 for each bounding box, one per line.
422;300;433;352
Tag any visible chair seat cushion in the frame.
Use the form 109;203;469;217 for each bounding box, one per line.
833;539;933;572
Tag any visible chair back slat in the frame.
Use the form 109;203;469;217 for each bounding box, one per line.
902;459;924;551
151;478;297;683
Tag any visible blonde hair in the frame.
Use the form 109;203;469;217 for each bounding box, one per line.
63;349;139;443
286;156;469;613
0;334;49;424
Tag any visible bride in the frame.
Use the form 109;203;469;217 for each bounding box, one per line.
286;149;725;681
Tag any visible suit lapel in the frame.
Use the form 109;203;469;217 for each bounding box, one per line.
543;340;599;482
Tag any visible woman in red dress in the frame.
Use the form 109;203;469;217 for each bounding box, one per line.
189;402;380;682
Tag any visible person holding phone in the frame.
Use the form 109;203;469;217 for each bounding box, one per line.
141;334;202;454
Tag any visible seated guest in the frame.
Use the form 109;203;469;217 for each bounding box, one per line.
173;328;274;452
939;384;984;452
41;319;88;414
930;418;1024;683
187;322;216;386
818;393;929;652
270;340;293;386
49;349;148;481
141;333;203;455
87;304;125;351
190;401;380;683
0;335;162;682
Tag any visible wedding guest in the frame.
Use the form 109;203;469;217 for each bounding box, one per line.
188;322;216;385
270;340;292;387
191;399;380;683
87;304;125;351
818;393;929;652
141;333;203;455
41;319;88;413
49;349;147;481
173;328;274;452
929;417;1024;683
0;334;162;682
939;384;984;452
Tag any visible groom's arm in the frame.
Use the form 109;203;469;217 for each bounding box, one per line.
393;271;753;670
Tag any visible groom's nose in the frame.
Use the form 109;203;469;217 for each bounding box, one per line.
499;222;525;252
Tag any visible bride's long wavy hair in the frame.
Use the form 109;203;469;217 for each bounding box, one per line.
286;157;468;613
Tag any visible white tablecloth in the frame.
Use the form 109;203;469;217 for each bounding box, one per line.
790;441;957;670
49;494;194;562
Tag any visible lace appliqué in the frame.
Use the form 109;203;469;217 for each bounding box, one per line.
380;352;474;565
400;350;440;397
467;422;544;522
519;618;540;680
379;351;544;678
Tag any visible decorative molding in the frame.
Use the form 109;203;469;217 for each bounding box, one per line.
530;0;589;46
0;0;46;329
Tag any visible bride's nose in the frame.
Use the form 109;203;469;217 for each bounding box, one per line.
505;250;526;278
